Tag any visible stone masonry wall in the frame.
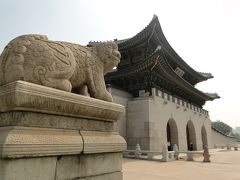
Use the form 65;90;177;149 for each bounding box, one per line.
108;87;133;140
111;87;213;151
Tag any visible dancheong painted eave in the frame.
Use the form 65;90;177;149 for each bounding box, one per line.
115;15;213;85
105;49;220;107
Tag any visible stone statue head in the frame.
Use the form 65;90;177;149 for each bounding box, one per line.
94;42;121;74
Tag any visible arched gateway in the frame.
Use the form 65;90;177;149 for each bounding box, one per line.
166;119;178;150
186;120;197;150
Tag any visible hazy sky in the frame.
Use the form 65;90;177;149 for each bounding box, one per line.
0;0;240;128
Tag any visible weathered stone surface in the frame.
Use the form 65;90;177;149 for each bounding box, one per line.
161;144;168;162
81;131;126;154
55;153;122;180
0;156;57;180
0;112;113;131
203;145;211;162
120;93;213;151
173;144;179;160
0;127;126;158
0;34;121;102
0;81;125;121
0;80;126;180
77;172;122;180
0;126;83;158
187;152;194;161
0;155;122;180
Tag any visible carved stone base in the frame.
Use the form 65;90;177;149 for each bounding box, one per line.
0;81;126;180
0;126;83;158
0;153;123;180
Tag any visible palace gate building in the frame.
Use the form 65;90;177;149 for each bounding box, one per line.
99;15;220;151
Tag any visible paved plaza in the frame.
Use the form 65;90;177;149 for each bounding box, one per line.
123;150;240;180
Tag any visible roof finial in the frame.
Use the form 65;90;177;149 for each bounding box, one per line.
152;14;158;20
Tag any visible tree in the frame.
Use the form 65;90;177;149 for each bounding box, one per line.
212;120;232;135
230;132;240;140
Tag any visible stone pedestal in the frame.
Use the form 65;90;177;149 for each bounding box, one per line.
160;144;168;162
0;81;126;180
173;144;179;160
187;152;194;161
203;146;211;163
227;144;231;150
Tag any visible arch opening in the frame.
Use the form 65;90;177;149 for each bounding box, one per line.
166;119;178;151
186;120;197;150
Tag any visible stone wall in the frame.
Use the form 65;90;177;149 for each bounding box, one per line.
107;87;133;139
110;87;213;151
211;128;237;146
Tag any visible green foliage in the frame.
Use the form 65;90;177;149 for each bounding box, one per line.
212;120;232;135
230;132;240;140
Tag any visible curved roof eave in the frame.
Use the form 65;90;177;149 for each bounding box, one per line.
157;50;215;101
117;15;213;83
105;51;156;80
205;93;221;100
198;72;214;79
105;50;215;102
211;126;237;138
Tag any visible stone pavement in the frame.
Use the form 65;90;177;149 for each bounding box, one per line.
123;150;240;180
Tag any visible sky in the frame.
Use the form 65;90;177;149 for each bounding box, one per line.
0;0;240;128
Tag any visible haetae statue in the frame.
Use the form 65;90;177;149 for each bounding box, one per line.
0;34;121;102
203;145;211;162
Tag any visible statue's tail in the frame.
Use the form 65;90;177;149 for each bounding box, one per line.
0;35;49;86
0;46;8;85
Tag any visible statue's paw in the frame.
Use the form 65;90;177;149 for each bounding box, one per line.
62;80;72;92
42;78;72;92
94;91;113;102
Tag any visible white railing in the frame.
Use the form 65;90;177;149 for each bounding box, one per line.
214;144;239;151
123;149;176;161
123;144;211;162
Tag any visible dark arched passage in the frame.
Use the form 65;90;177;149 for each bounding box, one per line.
166;119;178;151
186;120;197;150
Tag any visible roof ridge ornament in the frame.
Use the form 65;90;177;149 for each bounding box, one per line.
152;14;158;20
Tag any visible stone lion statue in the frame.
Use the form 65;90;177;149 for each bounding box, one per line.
0;34;121;102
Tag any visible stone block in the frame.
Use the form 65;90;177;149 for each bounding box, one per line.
0;81;124;122
0;126;83;158
0;157;57;180
0;81;126;180
77;172;122;180
55;153;122;180
187;152;194;161
81;131;126;154
0;112;113;132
